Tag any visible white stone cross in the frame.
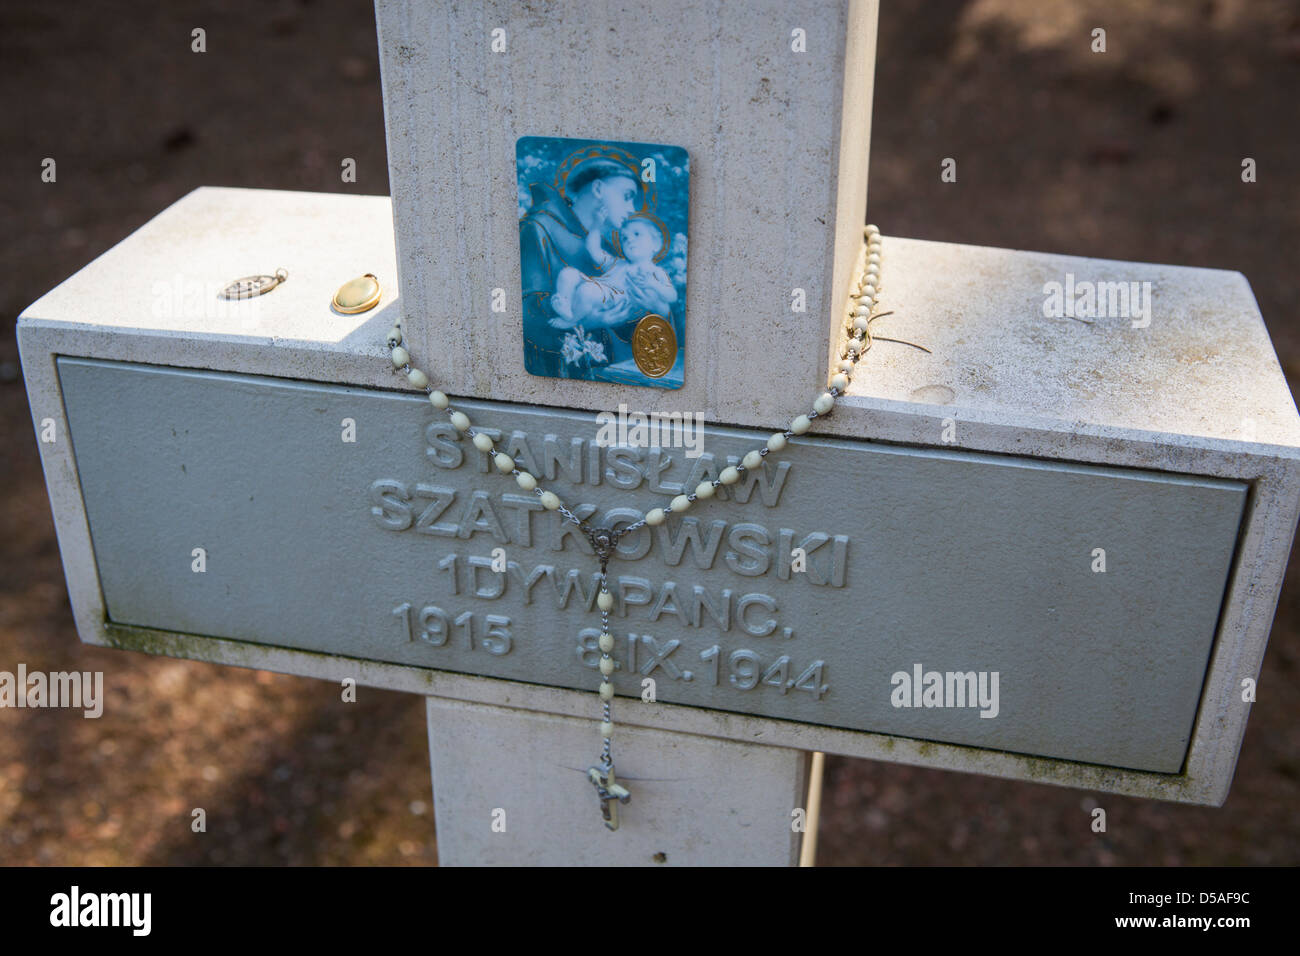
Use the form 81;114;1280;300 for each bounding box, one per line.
17;0;1300;866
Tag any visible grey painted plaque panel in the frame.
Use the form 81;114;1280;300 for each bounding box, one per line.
58;358;1247;774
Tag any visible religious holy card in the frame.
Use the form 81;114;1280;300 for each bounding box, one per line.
517;135;689;389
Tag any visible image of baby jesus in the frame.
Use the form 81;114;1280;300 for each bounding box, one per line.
549;216;677;329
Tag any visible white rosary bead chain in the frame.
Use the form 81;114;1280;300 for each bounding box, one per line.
386;222;885;534
382;223;885;829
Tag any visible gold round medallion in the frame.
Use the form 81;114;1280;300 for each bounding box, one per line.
332;273;382;314
631;314;677;379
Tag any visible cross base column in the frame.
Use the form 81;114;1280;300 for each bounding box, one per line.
426;696;816;866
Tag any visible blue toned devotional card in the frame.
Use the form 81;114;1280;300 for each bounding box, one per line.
517;135;689;389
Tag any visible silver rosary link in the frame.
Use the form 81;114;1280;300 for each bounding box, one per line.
382;224;891;832
598;579;613;771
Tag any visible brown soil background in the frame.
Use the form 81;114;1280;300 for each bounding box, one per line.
1;0;1297;866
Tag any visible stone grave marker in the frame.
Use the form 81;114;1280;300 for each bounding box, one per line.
17;0;1300;865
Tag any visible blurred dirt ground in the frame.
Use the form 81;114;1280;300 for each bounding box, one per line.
1;0;1297;865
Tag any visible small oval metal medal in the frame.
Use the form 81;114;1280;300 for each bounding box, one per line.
220;268;287;300
632;314;677;379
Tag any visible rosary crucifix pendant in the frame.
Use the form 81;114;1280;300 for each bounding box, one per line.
588;766;631;830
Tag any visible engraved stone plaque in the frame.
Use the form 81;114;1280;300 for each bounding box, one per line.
59;357;1247;774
